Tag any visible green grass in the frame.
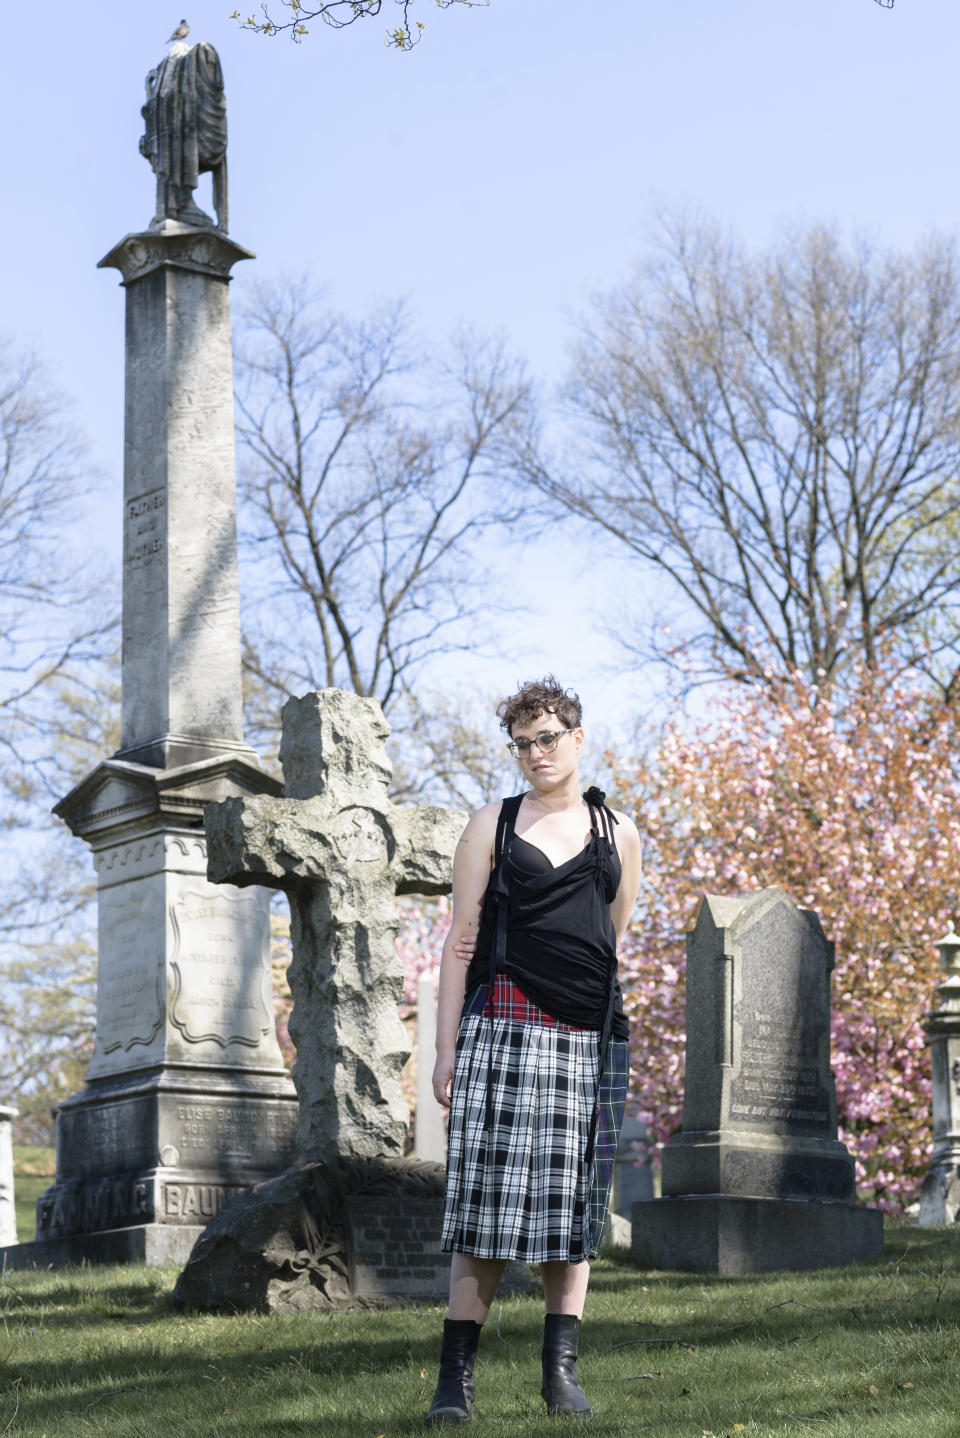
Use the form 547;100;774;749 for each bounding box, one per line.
11;1148;55;1246
0;1225;957;1435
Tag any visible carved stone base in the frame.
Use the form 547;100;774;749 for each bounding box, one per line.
33;1065;297;1244
916;1163;960;1225
0;1224;206;1271
661;1129;855;1202
174;1157;533;1314
632;1194;883;1275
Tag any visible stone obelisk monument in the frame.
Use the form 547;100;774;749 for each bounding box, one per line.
1;33;297;1267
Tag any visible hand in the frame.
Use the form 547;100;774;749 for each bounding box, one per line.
453;931;477;965
432;1053;455;1109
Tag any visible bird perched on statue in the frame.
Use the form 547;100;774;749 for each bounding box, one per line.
167;19;190;41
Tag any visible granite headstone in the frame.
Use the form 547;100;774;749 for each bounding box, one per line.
632;888;883;1273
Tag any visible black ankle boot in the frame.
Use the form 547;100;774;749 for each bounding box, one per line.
541;1314;592;1419
425;1318;482;1426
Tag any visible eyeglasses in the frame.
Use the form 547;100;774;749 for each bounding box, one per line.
506;728;577;759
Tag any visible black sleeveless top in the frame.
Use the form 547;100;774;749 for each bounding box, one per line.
464;789;629;1042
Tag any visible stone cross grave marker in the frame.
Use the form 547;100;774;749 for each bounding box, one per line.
204;688;466;1164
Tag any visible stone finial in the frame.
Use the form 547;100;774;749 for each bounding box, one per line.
936;922;960;975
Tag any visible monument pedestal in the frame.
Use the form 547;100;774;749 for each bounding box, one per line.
0;1224;207;1272
661;1127;857;1201
631;1195;883;1275
21;752;298;1262
33;1063;296;1244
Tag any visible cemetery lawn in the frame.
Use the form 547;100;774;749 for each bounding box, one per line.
12;1148;54;1245
0;1224;958;1436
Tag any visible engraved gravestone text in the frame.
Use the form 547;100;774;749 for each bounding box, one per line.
727;903;832;1135
345;1197;450;1298
169;888;273;1047
125;489;166;568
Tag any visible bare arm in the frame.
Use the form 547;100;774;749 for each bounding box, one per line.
609;808;643;945
432;803;498;1109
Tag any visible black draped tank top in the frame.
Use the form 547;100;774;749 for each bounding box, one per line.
464;788;629;1041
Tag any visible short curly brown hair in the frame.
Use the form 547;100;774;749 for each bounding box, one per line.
496;676;582;735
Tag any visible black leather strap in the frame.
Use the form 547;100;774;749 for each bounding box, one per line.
485;793;523;1133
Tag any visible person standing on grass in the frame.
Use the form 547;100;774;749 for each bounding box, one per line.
425;677;642;1425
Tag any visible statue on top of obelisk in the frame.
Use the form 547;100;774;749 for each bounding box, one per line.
140;20;228;232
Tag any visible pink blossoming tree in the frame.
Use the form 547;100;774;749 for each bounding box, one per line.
609;663;960;1212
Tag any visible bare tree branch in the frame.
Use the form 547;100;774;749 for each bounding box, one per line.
232;0;486;49
0;338;117;813
518;218;960;691
235;280;532;777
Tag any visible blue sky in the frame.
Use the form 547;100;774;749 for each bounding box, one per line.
2;0;957;736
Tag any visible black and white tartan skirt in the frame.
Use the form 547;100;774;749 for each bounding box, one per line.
440;977;629;1263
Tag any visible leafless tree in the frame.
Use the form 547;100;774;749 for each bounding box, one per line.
0;339;120;1141
516;218;960;692
234;280;532;761
0;339;116;815
0;930;96;1145
385;685;520;808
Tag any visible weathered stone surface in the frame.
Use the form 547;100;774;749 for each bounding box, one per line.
175;1157;531;1312
35;793;298;1256
67;830;284;1080
35;1067;298;1243
22;219;295;1272
632;1196;884;1275
611;1112;653;1217
97;226;253;766
635;888;882;1272
205;689;466;1164
414;971;446;1164
174;1157;445;1313
600;1212;632;1250
140;40;228;231
0;1224;206;1272
662;888;855;1202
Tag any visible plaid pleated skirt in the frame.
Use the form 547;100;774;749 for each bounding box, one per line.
440;976;629;1263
